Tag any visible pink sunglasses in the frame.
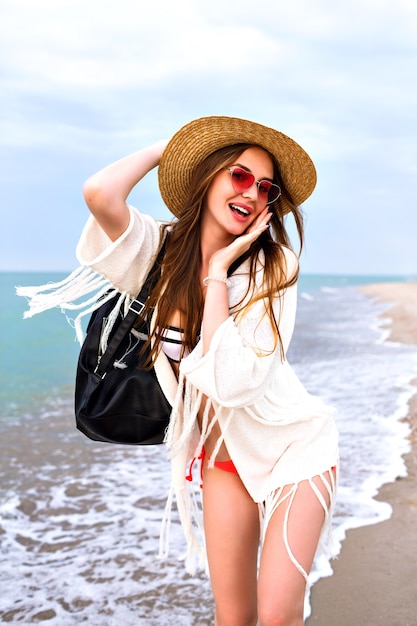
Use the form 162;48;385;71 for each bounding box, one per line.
225;166;281;205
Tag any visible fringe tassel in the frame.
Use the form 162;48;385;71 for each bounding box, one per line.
259;468;338;584
165;375;203;458
158;484;175;561
206;409;234;469
99;292;126;354
177;483;207;575
16;266;120;344
70;287;119;345
163;373;186;449
16;266;86;299
17;267;107;314
260;484;308;582
312;466;338;558
158;481;207;576
162;375;220;575
193;397;213;460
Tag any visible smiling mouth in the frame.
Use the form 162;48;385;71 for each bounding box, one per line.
230;203;250;217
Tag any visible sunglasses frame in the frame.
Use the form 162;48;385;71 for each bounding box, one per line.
225;166;281;205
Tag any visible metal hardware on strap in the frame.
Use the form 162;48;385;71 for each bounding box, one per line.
129;299;146;316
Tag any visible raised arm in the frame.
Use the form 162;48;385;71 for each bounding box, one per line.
82;140;168;241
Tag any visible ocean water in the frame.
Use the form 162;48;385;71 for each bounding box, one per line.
1;271;417;624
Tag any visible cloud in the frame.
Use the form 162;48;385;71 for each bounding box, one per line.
0;0;416;273
1;0;286;91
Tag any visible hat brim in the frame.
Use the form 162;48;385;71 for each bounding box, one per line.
158;115;316;218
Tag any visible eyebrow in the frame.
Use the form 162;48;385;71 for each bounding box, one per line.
233;162;274;182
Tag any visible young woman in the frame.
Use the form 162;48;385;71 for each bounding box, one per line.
20;116;338;625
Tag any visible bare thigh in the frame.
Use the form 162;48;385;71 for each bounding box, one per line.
202;458;260;626
257;472;334;624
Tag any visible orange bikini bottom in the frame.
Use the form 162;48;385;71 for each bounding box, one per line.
186;449;336;488
186;447;238;487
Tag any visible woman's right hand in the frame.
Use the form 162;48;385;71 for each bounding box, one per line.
208;206;271;277
82;140;168;241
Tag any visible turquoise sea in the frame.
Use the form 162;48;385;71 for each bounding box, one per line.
1;270;416;624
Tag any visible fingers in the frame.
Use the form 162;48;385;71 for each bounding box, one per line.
247;207;271;234
243;214;271;245
228;222;267;258
209;209;272;272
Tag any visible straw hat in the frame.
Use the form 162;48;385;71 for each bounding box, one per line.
158;115;316;217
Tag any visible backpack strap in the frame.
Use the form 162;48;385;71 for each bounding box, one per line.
94;241;166;379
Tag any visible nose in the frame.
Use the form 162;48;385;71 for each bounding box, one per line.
242;180;258;201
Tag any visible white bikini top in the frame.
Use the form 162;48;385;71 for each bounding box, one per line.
158;325;187;363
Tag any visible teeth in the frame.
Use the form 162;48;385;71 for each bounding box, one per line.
230;204;249;216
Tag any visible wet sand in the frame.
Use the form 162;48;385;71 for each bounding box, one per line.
308;283;417;625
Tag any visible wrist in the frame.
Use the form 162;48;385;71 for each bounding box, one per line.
203;275;230;287
208;262;228;276
144;142;166;169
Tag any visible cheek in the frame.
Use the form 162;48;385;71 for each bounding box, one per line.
206;178;230;209
254;198;269;212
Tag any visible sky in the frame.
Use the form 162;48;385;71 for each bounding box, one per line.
1;0;416;275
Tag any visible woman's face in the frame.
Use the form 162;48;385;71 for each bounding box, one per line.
203;146;274;239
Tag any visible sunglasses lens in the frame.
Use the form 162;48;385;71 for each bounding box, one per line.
258;181;273;203
259;181;281;204
230;168;255;193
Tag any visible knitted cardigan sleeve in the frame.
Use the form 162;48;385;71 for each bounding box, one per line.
76;205;163;297
179;249;298;408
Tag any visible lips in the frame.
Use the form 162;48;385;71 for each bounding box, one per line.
229;203;251;218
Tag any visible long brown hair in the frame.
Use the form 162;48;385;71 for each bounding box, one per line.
143;143;304;363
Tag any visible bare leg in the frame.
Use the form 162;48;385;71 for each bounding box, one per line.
257;471;335;626
202;457;260;626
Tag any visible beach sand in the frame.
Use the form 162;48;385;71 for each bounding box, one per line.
307;283;417;625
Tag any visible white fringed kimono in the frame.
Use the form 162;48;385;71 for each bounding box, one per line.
17;205;339;579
